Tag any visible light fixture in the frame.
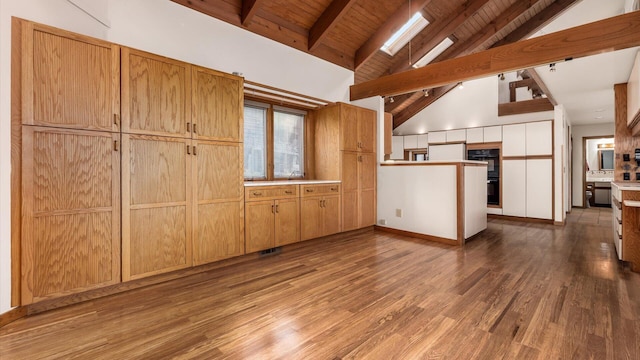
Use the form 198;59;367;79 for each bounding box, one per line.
380;12;430;56
498;73;505;81
389;96;395;103
549;63;556;72
458;82;464;90
423;89;429;97
412;37;455;68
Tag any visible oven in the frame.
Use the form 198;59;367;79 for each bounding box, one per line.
467;148;501;206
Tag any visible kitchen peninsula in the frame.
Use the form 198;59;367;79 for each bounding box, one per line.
377;160;488;245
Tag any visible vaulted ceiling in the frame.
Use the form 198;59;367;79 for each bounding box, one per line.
170;0;580;127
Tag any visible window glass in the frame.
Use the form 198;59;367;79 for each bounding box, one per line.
243;105;267;179
273;110;304;178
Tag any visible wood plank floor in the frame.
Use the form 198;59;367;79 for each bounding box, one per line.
1;210;639;359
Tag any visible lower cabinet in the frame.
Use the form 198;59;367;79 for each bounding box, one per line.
300;184;341;240
503;158;552;220
245;185;300;253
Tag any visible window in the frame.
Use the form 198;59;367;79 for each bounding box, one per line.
243;102;305;180
380;12;429;56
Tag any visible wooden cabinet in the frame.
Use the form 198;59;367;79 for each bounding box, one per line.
193;141;244;265
245;185;300;252
121;48;191;138
338;103;375;152
21;127;121;304
384;112;392;156
20;21;120;132
628;50;640;126
192;66;243;142
300;184;341;240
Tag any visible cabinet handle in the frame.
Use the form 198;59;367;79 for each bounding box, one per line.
193;146;197;156
253;192;262;196
114;140;119;151
331;187;337;192
306;189;314;193
193;123;197;134
113;114;119;127
275;204;279;213
187;122;191;133
285;190;293;194
187;145;191;155
272;204;275;213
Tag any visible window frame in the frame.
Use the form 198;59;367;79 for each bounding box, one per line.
243;100;307;181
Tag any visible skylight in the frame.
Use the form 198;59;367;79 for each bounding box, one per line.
412;37;454;68
380;12;429;56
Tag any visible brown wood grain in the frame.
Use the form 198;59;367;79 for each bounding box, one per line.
241;0;265;26
342;190;359;232
245;200;276;252
384;112;392;156
340;103;359;152
614;83;640;182
11;18;23;307
308;0;357;51
275;197;300;246
621;191;640;271
498;98;554;116
194;201;244;264
300;196;324;241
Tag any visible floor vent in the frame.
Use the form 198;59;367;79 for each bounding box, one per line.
259;247;282;256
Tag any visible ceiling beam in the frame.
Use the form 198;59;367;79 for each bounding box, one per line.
354;0;434;70
309;0;357;52
524;68;558;106
389;0;492;75
241;0;265;26
491;0;580;49
351;10;640;101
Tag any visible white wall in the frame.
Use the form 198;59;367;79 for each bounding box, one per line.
571;123;615;207
554;105;569;223
0;0;354;315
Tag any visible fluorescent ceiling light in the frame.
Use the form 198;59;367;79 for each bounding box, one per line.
380;13;429;56
412;37;454;68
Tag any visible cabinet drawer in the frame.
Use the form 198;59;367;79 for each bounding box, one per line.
301;184;340;197
245;185;298;201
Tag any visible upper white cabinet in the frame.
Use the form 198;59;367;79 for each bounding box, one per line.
483;126;502;142
525;121;552;156
391;136;404;159
466;128;483;144
417;134;429;148
446;129;466;143
403;135;418;149
428;131;446;144
502;124;526;156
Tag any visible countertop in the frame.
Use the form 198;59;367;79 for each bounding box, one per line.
381;160;487;166
244;180;341;187
612;181;640;190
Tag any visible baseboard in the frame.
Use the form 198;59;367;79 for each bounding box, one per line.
374;226;459;246
487;214;554;224
0;306;27;328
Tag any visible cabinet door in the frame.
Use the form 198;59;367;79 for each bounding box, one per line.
359;153;376;191
22;127;120;304
323;195;342;236
525;121;552;156
403;135;418;149
502;124;526;156
466;128;483;144
358;108;376;152
340;104;358;151
416;134;429;148
193;141;244;264
342;152;359;231
502;160;526;217
391;136;404;160
122;135;192;281
428;131;446;144
301;197;323;240
192;66;243;142
446;129;466;143
121;48;191;137
22;22;120;131
245;201;275;253
526;159;552;220
275;198;300;246
359;189;376;227
483;126;502;142
342;152;358;192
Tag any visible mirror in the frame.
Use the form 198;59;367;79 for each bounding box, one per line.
599;149;614;170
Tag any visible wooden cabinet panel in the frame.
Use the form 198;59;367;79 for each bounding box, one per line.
342;191;358;232
341;104;358;151
502;124;526;157
358;108;376;152
121;48;191;137
323;195;341;236
342;152;358;192
301;197;323;241
194;201;243;265
122;135;192;280
195;141;243;201
192;66;243;142
245;200;276;253
22;22;120;131
275;198;300;247
246;185;298;201
359;189;376;227
360;153;376;191
22;127;120;304
384;112;392;155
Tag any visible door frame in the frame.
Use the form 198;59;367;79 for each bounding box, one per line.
582;135;614;208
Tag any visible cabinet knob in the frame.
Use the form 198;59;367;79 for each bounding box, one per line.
275;204;279;213
285;190;293;194
306;189;314;193
253;192;262;196
330;187;337;191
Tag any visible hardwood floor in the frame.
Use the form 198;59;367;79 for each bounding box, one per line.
1;214;639;359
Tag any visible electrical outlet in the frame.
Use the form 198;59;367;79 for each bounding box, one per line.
379;219;387;225
624;172;631;180
395;209;403;217
636;173;640;181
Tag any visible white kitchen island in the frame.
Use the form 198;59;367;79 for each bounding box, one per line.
377;160;488;245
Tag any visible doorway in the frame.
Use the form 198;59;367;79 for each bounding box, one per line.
582;136;614;208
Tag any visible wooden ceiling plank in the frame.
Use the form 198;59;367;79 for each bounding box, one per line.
171;0;241;24
389;0;492;75
385;93;416;113
308;0;358;52
498;98;554;116
525;68;558;106
241;0;265;26
354;0;434;70
351;10;640;101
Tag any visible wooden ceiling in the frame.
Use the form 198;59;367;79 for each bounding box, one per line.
170;0;580;127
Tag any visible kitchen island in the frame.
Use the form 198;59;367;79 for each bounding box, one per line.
377;160;488;245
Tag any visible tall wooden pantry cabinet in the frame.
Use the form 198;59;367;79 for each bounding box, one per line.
315;103;377;232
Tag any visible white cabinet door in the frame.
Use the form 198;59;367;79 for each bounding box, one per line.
503;160;526;217
391;136;404;159
428;131;446;144
525;121;552;156
466;128;483;144
417;134;429;148
403;135;418;149
446;129;466;143
526;159;552;219
484;126;502;142
502;124;526;156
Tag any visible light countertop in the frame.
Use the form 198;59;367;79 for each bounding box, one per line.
381;160;487;166
244;180;341;187
612;182;640;190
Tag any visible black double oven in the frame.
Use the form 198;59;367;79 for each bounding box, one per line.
467;148;500;206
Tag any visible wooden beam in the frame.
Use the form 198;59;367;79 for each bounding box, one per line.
354;0;434;70
498;98;554;116
241;0;264;26
491;0;580;49
393;84;457;128
309;0;357;52
525;68;558;106
385;93;415;113
350;10;640;101
389;0;492;74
